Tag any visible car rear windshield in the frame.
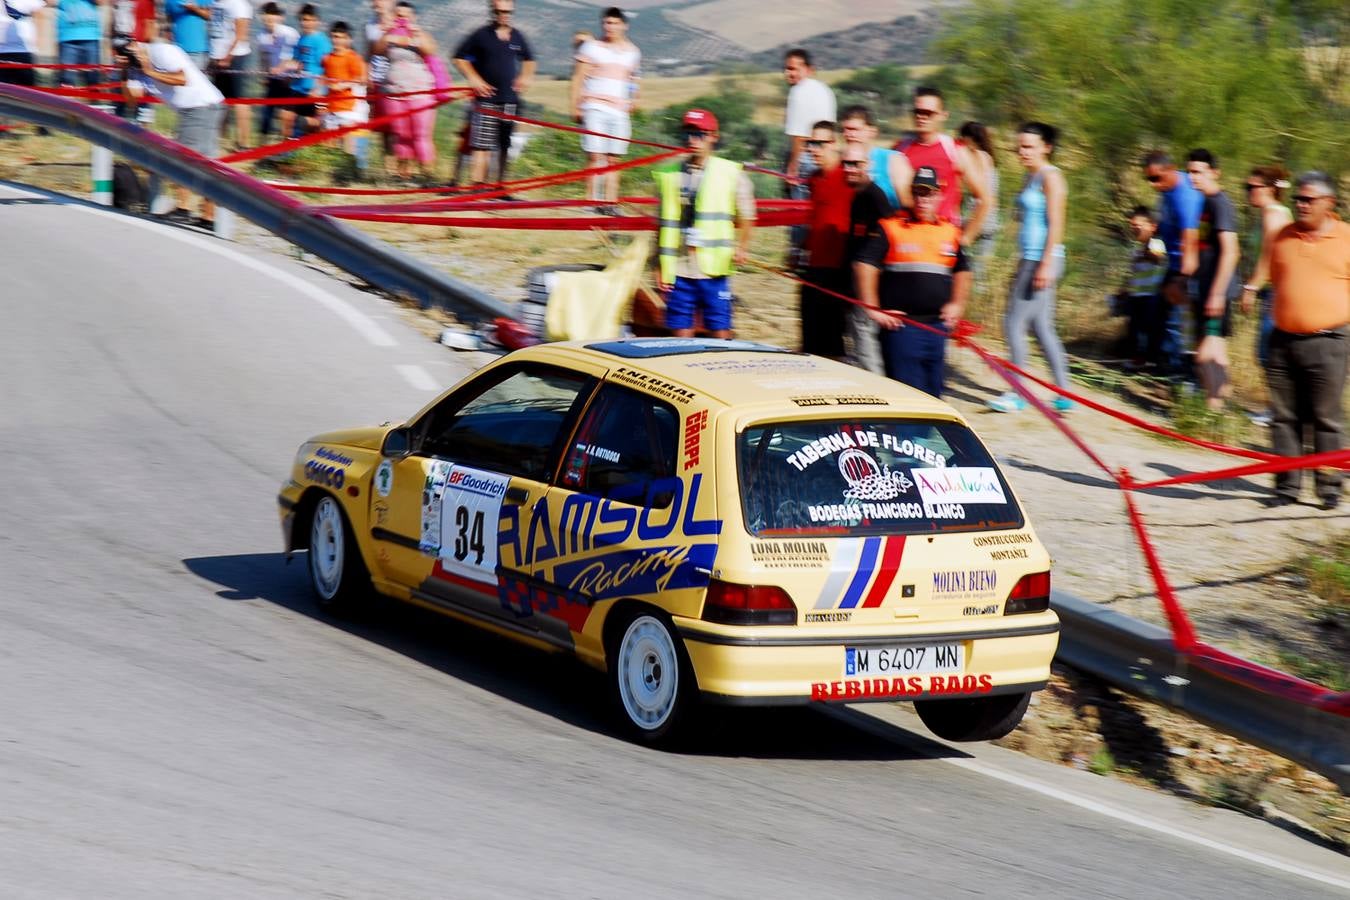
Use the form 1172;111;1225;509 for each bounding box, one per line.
738;418;1023;536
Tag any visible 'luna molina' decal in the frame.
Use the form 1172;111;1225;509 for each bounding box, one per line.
499;474;722;571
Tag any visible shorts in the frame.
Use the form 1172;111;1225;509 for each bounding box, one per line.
666;275;733;333
323;102;370;131
0;53;36;88
176;103;224;158
580;105;630;156
1192;291;1234;341
265;79;315;118
468;101;516;151
211;54;251;99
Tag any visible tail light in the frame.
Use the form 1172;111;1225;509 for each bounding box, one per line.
702;579;797;626
1004;571;1051;615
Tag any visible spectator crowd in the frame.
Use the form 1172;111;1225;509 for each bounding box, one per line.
0;4;1344;509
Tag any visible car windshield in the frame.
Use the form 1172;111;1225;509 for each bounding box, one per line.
738;418;1023;536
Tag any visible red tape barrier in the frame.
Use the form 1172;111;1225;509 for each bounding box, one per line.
220;95;454;164
323;207;805;230
311;148;688;209
761;265;1349;712
473;105;792;181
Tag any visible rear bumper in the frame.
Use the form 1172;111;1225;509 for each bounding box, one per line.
676;615;1059;704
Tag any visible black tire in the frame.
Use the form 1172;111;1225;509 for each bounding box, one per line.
608;611;695;744
913;690;1032;742
307;494;373;617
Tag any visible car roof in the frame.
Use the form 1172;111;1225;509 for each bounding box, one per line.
524;338;960;418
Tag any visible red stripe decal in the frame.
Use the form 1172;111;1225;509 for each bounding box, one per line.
431;560;498;597
860;536;906;608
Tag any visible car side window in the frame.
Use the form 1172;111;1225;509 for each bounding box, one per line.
417;365;594;481
560;384;679;507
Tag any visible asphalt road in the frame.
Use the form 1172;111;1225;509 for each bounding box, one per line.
2;183;1347;898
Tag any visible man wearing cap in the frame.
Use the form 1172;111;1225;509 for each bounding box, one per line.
654;109;756;338
852;165;970;398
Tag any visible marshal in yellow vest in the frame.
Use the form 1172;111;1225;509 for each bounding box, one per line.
655;157;742;283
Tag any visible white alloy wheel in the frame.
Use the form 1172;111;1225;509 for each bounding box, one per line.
310;496;346;601
617;615;681;732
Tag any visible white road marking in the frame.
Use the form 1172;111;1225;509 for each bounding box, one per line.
0;183;397;348
396;364;439;391
828;707;1350;891
940;755;1350;891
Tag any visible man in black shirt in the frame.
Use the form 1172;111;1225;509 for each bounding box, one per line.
1185;149;1241;410
842;142;894;373
454;0;536;185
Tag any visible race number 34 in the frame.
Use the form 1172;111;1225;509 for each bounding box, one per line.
438;465;511;584
453;506;486;565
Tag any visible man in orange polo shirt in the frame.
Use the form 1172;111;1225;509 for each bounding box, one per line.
1263;171;1350;509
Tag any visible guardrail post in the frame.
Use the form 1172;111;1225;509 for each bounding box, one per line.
90;104;113;206
214;207;236;240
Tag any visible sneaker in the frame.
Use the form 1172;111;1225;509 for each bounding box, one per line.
987;392;1026;413
1248;409;1272;428
1052;395;1075;413
157;207;194;224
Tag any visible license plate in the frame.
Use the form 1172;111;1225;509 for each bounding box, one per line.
844;644;963;677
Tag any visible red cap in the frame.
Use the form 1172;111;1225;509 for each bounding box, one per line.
682;108;719;132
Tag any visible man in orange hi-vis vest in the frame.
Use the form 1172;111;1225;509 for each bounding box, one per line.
852;165;971;398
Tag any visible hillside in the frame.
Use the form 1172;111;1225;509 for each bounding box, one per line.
315;0;947;77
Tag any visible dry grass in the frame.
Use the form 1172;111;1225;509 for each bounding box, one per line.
527;67;859;125
666;0;950;53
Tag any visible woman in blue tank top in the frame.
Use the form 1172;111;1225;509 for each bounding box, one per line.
988;121;1072;413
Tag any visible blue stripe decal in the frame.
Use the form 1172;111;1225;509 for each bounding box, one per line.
813;538;862;608
838;537;881;609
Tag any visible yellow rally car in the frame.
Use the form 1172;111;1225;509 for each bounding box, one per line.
278;339;1058;742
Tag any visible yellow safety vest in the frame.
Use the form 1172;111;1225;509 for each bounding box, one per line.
655;156;742;283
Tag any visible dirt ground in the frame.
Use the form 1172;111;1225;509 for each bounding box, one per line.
3;133;1345;849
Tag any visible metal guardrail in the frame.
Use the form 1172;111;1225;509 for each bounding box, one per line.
1053;591;1350;793
0;84;514;326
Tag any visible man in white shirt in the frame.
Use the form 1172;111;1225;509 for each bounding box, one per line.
782;47;835;267
209;0;252;148
119;33;225;226
0;0;44;89
570;6;640;215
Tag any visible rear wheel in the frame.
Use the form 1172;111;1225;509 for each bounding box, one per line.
610;613;693;743
913;691;1032;742
308;495;372;616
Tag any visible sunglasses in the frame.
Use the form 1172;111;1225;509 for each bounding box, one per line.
1145;173;1165;183
493;6;513;14
683;129;711;141
1245;183;1267;191
1293;195;1329;204
841;160;865;169
805;139;831;148
912;108;939;118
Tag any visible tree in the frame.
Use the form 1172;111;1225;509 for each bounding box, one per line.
937;0;1347;242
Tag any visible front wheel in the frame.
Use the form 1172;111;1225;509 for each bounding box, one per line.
610;613;693;743
913;690;1032;742
308;494;371;616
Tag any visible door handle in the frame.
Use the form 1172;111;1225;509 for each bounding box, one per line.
505;487;529;503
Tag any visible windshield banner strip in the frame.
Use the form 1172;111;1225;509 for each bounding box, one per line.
814;538;863;608
839;537;882;609
861;535;907;608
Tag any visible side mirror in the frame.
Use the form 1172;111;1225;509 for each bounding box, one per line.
382;426;412;459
